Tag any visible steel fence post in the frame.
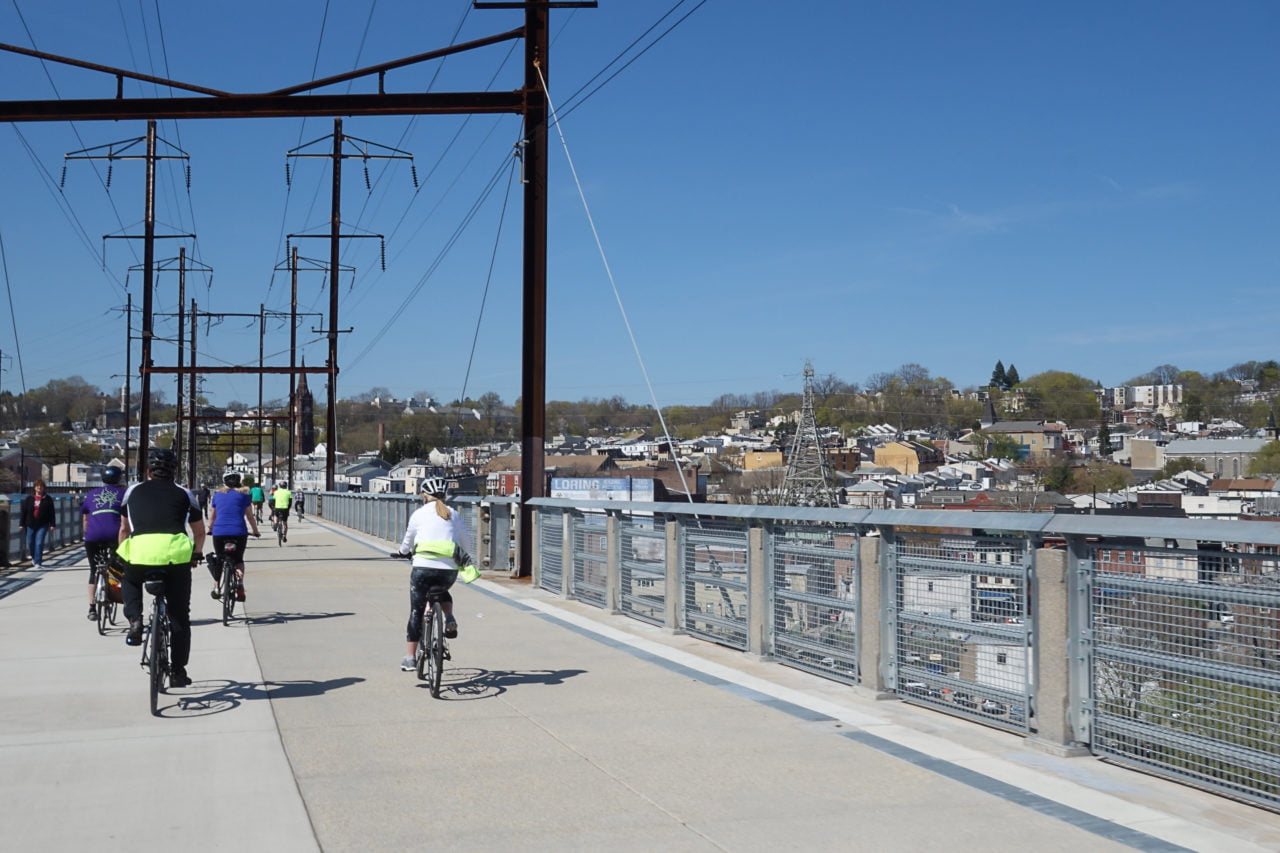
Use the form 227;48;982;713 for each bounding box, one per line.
858;531;888;694
606;510;621;614
748;524;768;658
530;505;543;589
1030;545;1087;755
664;518;681;633
560;511;572;599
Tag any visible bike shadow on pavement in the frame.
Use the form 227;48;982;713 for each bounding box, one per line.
246;610;357;625
160;676;366;716
423;667;587;701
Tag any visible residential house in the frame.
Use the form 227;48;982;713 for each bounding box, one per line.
981;421;1064;460
873;441;943;475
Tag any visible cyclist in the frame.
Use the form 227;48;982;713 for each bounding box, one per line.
207;472;260;601
249;481;265;522
294;490;305;521
391;477;471;671
82;466;126;620
271;481;293;542
116;448;205;688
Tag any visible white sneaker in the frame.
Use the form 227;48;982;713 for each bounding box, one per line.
400;656;415;672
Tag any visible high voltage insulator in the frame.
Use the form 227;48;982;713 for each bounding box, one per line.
363;162;371;191
185;165;191;189
379;239;386;271
59;163;67;188
284;163;291;188
106;164;112;187
410;164;419;188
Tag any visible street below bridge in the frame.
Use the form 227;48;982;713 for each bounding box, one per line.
2;515;1277;852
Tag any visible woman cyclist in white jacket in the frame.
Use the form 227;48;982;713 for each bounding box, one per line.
391;477;472;671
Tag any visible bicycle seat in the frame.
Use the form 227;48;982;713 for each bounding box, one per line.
143;571;167;596
423;582;452;602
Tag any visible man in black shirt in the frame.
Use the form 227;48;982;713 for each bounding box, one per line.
117;448;206;688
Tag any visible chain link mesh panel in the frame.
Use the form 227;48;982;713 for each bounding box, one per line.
620;514;666;625
1086;543;1280;809
680;518;749;650
537;507;564;594
890;533;1033;733
772;524;859;682
569;511;608;608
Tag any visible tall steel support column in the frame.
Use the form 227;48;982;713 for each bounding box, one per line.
518;4;549;577
326;118;342;491
289;245;299;486
258;305;266;485
188;297;197;480
124;292;132;474
175;246;187;482
136;120;157;480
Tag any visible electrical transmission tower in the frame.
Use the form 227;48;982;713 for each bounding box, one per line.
781;361;839;507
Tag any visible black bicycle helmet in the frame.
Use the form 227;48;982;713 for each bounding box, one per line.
147;448;179;479
101;466;123;485
223;472;242;488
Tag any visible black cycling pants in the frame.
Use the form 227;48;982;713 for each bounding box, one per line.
84;540;116;582
208;535;248;584
122;564;193;669
406;567;457;643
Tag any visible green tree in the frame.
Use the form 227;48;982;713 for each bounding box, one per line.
1005;363;1021;388
1097;416;1112;458
990;360;1007;390
1071;459;1132;495
1018;371;1099;425
20;425;102;464
1247;442;1280;477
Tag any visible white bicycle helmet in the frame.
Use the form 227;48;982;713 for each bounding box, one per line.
421;477;448;497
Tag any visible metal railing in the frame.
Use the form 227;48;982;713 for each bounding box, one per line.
316;492;1280;812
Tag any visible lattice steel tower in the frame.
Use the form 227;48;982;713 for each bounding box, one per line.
781;361;839;506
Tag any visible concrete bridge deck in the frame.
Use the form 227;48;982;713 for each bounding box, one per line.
3;516;1278;852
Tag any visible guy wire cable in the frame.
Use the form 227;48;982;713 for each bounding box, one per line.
535;63;699;506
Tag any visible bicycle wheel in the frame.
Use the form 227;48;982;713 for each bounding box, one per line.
415;609;429;681
427;606;445;698
148;607;163;715
221;563;235;625
95;572;110;636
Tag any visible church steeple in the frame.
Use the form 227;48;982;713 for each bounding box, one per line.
292;359;316;455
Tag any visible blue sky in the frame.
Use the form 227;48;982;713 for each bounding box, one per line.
1;1;1277;413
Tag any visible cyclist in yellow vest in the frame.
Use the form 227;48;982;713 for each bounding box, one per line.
117;448;205;688
271;481;293;543
390;477;474;671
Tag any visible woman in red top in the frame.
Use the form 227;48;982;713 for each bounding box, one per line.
19;480;55;568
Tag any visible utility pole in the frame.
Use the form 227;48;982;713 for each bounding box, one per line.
65;123;191;478
273;249;352;485
286;121;411;490
131;249;212;485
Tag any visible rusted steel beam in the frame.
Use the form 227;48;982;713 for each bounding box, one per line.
145;366;333;374
0;91;524;123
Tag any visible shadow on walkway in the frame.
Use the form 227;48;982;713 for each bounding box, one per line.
164;676;366;717
430;667;587;701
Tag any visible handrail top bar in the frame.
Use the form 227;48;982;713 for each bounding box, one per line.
319;491;1280;546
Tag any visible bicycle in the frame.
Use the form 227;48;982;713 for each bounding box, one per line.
415;582;453;698
139;570;171;716
270;508;289;546
90;548;120;636
207;538;251;626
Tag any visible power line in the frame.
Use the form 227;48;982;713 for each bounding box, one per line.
0;229;28;393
